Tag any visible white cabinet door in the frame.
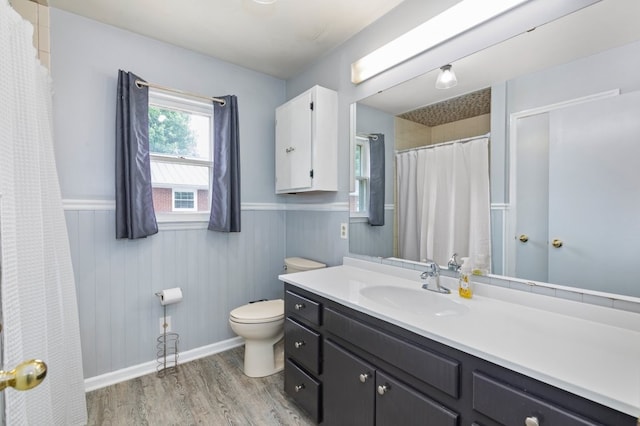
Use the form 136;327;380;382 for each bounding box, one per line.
275;91;312;192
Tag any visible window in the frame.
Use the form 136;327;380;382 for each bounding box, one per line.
173;189;196;211
148;90;213;219
350;137;370;216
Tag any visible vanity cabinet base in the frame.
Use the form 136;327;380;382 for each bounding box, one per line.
283;283;637;426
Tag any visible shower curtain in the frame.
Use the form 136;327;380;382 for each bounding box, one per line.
0;2;87;424
396;137;491;269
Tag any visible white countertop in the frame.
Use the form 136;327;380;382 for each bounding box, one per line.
279;258;640;417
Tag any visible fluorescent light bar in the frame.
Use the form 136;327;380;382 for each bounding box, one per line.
351;0;529;84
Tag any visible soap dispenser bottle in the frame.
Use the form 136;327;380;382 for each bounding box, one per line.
458;257;473;299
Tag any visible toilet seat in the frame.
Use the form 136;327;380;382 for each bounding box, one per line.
230;299;284;324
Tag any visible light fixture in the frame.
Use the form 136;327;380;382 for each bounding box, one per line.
252;0;276;4
350;0;529;84
435;64;457;89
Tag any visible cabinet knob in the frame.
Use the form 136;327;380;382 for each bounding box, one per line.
525;416;540;426
294;303;305;310
359;373;371;383
285;147;296;153
377;384;390;395
294;341;305;349
294;384;305;392
519;234;529;243
551;239;563;248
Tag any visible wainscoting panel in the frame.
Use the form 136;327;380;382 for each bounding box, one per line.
349;209;394;258
284;210;349;267
65;209;286;379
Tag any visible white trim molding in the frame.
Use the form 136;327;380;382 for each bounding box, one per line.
84;337;243;392
62;199;349;213
63;199;116;210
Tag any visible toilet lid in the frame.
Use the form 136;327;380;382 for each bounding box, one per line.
230;299;284;324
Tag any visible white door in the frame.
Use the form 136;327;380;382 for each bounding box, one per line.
547;91;640;294
515;113;550;283
275;91;313;192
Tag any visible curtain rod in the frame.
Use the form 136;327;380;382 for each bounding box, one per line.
135;80;226;106
357;133;379;140
395;133;489;154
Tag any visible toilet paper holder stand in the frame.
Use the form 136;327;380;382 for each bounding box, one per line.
155;291;180;378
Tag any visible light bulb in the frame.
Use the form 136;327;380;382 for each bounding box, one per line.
435;64;458;89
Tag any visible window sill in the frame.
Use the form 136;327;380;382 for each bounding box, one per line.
349;215;369;223
156;212;209;231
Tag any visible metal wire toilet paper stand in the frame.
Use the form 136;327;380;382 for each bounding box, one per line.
155;293;180;377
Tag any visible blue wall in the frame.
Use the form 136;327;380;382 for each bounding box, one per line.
51;9;288;379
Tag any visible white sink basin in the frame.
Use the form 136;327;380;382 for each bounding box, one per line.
360;285;469;317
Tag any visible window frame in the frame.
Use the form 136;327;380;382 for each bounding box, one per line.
350;136;370;218
148;89;214;224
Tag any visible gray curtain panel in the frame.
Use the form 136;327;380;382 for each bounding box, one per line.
368;134;385;226
115;70;158;239
208;95;241;232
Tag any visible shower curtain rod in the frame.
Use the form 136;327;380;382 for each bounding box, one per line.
135;79;226;106
395;133;489;154
356;133;379;140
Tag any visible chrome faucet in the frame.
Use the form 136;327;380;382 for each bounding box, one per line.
420;261;450;294
447;253;462;272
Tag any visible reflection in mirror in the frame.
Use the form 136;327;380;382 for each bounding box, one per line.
349;0;640;298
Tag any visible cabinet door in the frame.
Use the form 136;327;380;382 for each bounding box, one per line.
324;340;375;425
275;91;313;192
376;371;458;426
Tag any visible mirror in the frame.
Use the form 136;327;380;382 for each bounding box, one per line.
349;0;640;298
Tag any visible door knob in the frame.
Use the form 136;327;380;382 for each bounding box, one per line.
519;234;529;243
0;359;47;391
552;239;563;248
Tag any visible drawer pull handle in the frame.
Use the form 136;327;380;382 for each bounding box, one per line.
377;384;390;395
359;373;371;383
525;416;539;426
294;384;305;392
294;303;305;310
294;341;305;349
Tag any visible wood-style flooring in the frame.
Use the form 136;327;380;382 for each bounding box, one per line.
86;347;314;425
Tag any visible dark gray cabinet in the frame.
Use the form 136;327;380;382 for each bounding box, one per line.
324;340;458;426
323;340;375;425
283;283;637;426
284;290;323;423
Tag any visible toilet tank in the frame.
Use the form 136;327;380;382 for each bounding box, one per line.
284;257;326;274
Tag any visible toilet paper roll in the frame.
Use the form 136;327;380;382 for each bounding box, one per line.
159;287;183;305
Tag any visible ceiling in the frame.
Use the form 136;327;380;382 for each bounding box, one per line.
49;0;406;79
361;0;640;117
48;0;639;121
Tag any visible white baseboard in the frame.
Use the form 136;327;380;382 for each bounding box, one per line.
84;336;244;392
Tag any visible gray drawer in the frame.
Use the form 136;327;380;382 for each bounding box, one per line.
285;358;321;423
285;290;322;326
285;317;321;375
325;307;460;398
473;372;600;426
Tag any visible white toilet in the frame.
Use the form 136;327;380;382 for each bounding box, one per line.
229;257;326;377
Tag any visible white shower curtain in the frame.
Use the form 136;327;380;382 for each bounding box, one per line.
396;137;491;269
0;2;87;424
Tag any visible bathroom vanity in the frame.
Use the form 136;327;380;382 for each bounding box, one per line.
280;259;640;425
